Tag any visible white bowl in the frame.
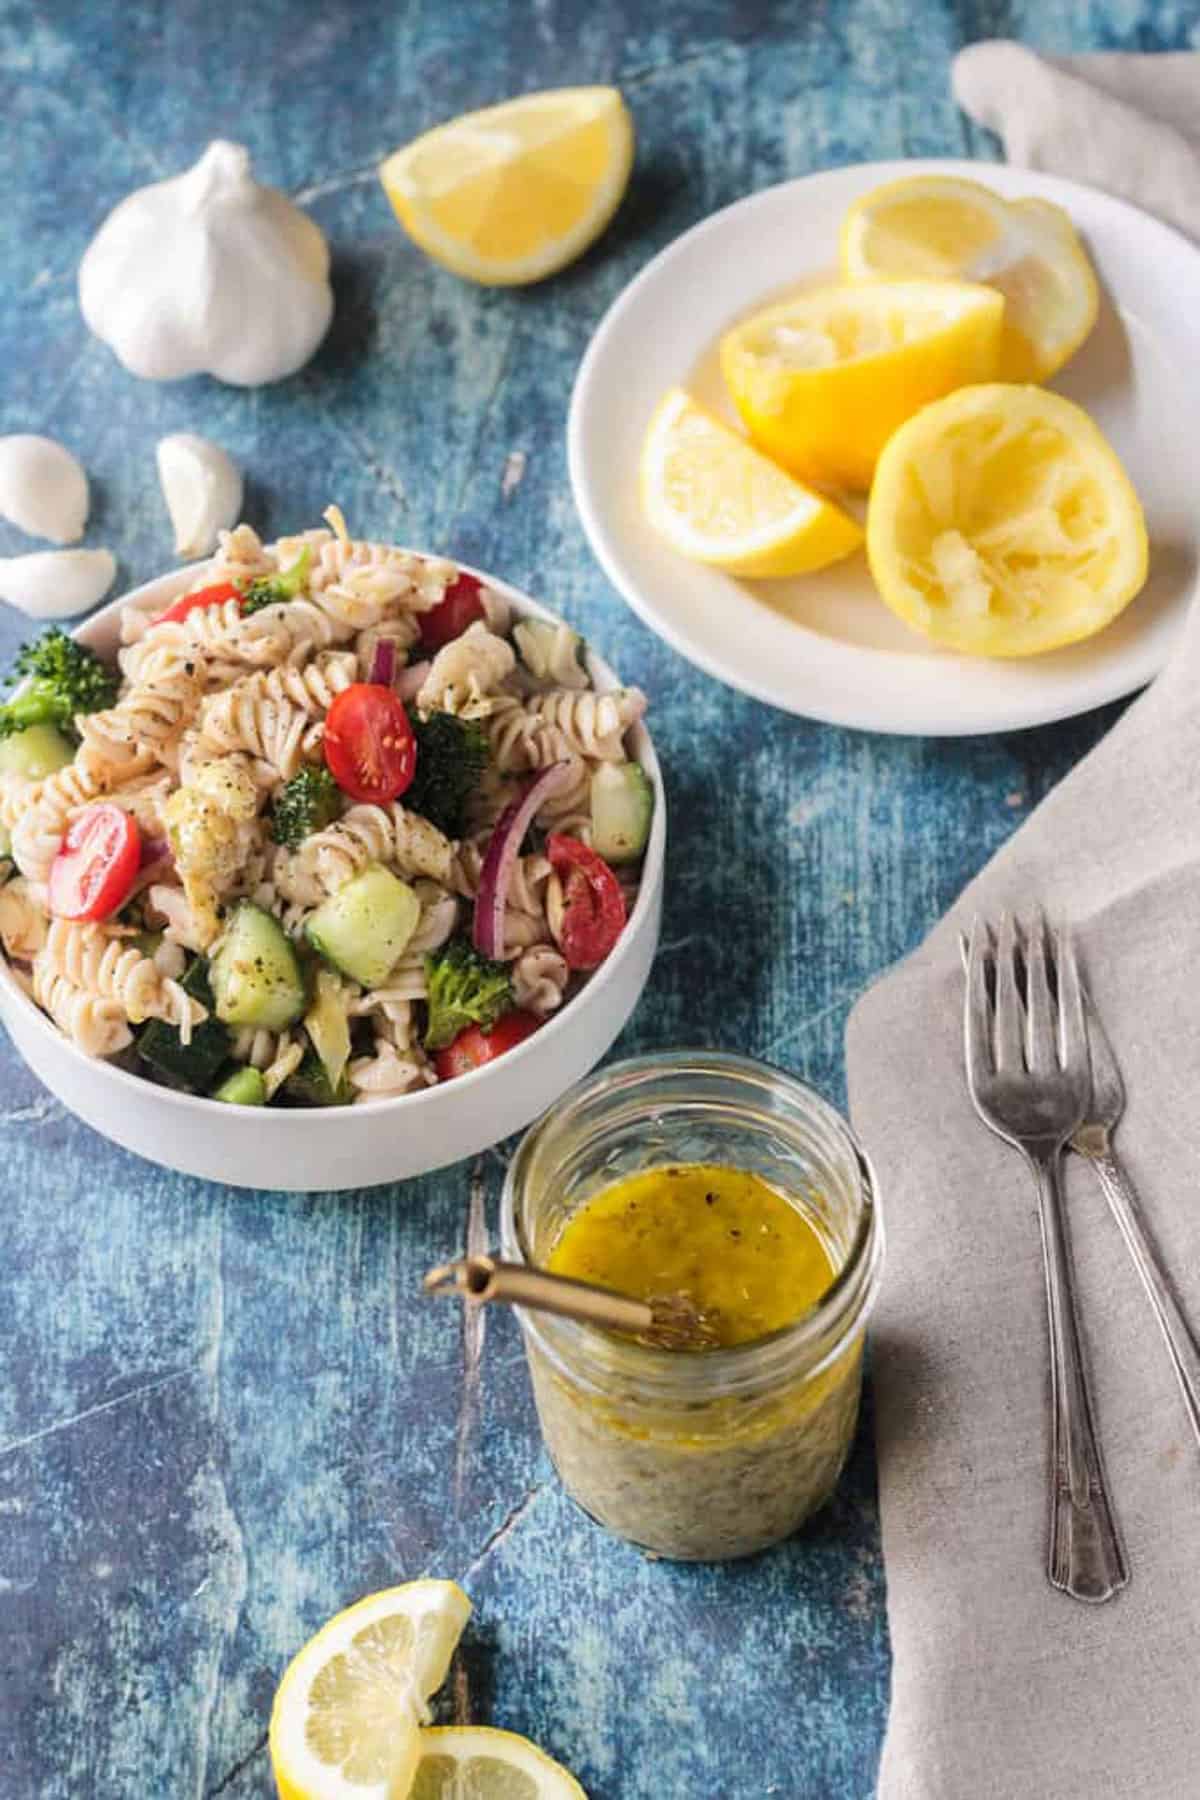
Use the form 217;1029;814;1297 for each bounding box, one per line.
0;561;665;1190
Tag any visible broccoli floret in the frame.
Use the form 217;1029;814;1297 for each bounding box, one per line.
424;938;513;1050
240;545;313;616
405;709;488;837
270;765;342;849
0;627;118;740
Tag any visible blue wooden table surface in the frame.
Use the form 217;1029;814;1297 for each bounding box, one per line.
0;3;1182;1795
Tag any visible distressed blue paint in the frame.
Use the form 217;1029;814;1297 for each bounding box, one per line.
0;4;1182;1796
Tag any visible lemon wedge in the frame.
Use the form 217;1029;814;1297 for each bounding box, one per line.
720;281;1003;491
840;175;1099;381
379;88;633;286
866;383;1147;657
269;1581;471;1800
410;1727;587;1798
640;388;862;577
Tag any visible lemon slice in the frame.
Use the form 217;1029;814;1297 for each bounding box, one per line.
640;388;862;577
866;383;1147;657
719;281;1003;491
269;1581;472;1800
379;88;633;286
410;1727;587;1798
840;175;1099;382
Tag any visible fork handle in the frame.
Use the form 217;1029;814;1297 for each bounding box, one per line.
1032;1152;1129;1603
1086;1148;1200;1451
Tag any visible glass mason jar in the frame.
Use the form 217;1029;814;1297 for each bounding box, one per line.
501;1051;884;1562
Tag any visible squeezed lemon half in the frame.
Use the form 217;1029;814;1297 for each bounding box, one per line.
380;87;634;286
269;1581;471;1799
840;175;1099;381
866;383;1148;657
640;388;863;576
719;280;1004;491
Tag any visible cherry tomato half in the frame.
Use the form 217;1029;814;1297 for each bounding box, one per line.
323;682;417;805
432;1010;542;1081
47;803;141;922
153;581;244;626
546;833;627;971
419;571;487;651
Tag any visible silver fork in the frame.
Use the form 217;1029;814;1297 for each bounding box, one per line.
1071;993;1200;1451
960;930;1200;1452
965;915;1128;1603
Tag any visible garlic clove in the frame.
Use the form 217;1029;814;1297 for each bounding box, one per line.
156;433;243;559
0;548;116;620
0;435;89;543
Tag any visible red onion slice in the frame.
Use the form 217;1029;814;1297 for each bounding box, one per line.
473;764;572;960
138;833;171;870
368;638;397;688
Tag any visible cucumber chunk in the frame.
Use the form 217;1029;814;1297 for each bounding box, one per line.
212;1066;266;1106
304;969;352;1093
590;761;654;863
283;1049;353;1107
209;902;306;1031
137;959;232;1093
305;864;420;987
0;722;75;781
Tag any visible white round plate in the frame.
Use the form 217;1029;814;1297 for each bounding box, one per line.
569;159;1200;735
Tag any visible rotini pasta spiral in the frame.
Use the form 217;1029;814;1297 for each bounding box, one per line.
31;960;133;1058
195;683;319;781
347;1036;436;1102
118;634;209;689
512;944;570;1015
405;884;461;956
207;522;277;587
76;668;203;779
524;687;647;761
272;803;454;905
479;697;556;773
39;919;204;1040
280;532;452;609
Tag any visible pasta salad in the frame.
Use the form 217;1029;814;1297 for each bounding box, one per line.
0;515;652;1106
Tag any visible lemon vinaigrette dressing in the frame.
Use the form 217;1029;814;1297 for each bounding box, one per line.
546;1163;835;1349
503;1053;884;1561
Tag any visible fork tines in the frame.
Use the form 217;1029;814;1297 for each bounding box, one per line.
966;914;1088;1082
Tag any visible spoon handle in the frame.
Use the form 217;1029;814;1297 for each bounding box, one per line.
424;1254;655;1336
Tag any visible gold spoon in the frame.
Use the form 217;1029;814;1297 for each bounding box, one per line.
423;1254;721;1350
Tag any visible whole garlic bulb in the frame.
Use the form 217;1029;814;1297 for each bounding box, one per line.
78;140;334;386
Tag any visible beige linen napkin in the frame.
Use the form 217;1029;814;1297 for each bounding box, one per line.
847;551;1200;1789
953;41;1200;241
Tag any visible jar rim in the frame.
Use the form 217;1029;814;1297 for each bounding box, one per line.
500;1049;885;1398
